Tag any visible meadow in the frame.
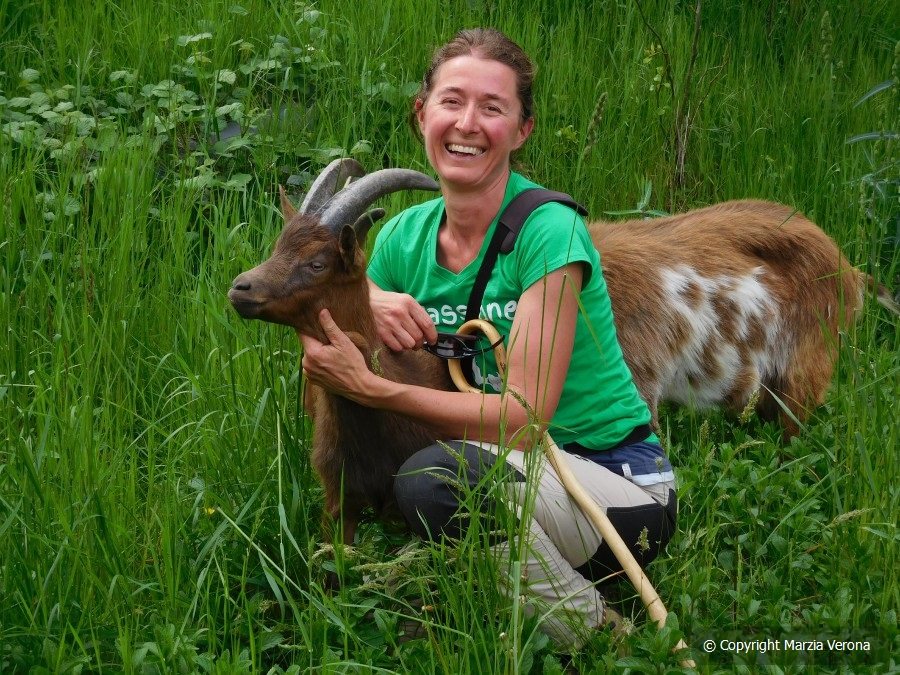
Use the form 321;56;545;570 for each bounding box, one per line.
1;0;898;672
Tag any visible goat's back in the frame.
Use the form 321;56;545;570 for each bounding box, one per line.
589;200;865;430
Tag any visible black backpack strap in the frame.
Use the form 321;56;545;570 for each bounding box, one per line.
464;188;587;322
459;188;587;384
497;189;588;254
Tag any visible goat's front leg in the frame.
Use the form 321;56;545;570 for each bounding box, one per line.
337;511;359;546
322;491;361;545
321;495;361;590
302;382;318;421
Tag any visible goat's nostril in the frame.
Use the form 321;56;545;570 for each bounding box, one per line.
232;279;251;291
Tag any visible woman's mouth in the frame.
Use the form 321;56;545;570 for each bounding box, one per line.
445;143;485;157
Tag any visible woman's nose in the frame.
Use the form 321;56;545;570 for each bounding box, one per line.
455;104;478;133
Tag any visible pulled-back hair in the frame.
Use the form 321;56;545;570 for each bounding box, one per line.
410;28;535;139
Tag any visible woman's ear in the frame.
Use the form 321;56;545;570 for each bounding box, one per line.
414;98;425;126
514;116;535;150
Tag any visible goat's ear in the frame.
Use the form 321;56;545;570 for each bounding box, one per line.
338;225;360;270
279;186;298;222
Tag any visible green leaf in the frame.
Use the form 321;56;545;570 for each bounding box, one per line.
228;4;249;15
63;196;81;216
20;68;40;83
176;173;215;190
846;131;899;144
224;173;252;190
176;32;213;47
251;59;279;72
350;139;373;155
302;9;321;23
541;654;566;675
215;102;242;117
260;631;285;652
213;135;253;155
109;70;135;83
312;147;346;163
853;78;895;108
216;69;237;85
400;81;421;97
636;179;653;211
615;656;654;668
258;555;286;615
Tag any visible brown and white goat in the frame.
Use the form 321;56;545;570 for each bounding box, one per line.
593;201;896;437
229;160;894;540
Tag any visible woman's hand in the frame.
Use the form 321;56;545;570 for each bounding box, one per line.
300;309;377;403
368;280;438;351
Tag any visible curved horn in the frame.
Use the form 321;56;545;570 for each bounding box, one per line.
351;208;387;243
319;169;439;232
299;158;367;215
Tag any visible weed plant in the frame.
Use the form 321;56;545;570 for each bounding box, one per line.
1;0;898;672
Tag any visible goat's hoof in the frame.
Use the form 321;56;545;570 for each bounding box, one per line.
398;618;428;644
600;607;632;639
323;570;342;592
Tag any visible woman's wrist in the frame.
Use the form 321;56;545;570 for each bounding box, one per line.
349;369;398;408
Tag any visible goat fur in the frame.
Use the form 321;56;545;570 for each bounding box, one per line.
593;200;882;437
229;205;452;544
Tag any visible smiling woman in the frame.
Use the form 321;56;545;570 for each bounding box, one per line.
298;27;678;649
415;54;533;201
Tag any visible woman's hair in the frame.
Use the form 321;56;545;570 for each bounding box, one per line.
410;28;535;137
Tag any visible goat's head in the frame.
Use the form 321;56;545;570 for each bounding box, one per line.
228;158;438;336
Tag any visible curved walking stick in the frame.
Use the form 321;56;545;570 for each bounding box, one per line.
448;319;694;667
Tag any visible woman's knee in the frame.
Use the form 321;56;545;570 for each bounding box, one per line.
576;488;677;580
393;441;515;540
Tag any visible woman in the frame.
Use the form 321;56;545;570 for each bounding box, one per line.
300;28;676;648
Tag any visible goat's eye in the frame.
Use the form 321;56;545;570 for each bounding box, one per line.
310;261;325;273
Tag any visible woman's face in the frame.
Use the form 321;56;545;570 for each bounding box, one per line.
417;55;534;193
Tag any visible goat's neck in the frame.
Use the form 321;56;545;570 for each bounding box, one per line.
294;285;385;418
294;276;379;351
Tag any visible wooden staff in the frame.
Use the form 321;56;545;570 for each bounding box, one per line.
448;319;693;667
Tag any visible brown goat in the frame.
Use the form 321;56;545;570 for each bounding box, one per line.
229;160;895;541
229;161;452;544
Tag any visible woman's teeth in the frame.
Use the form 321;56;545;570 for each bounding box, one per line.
446;144;483;156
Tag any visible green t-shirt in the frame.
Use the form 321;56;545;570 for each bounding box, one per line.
367;172;651;450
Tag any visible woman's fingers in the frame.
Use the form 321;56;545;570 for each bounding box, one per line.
300;310;368;394
317;308;348;346
370;288;437;351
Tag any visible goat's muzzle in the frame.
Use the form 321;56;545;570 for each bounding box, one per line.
228;274;266;319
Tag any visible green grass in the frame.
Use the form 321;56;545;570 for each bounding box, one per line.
1;0;898;672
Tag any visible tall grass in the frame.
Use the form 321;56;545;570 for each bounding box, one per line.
1;0;897;671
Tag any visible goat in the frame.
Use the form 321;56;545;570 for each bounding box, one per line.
592;201;896;437
228;159;452;544
229;160;895;541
